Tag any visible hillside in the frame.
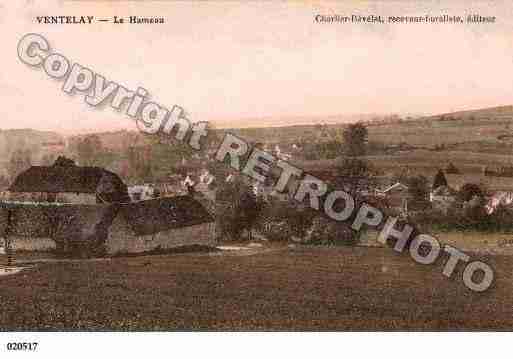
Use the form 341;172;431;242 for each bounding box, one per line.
0;129;65;175
424;105;513;122
4;104;512;188
68;130;148;152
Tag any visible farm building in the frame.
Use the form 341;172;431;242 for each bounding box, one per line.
1;158;216;257
106;195;215;254
0;195;215;256
0;201;118;255
485;191;513;214
377;182;410;215
128;184;160;202
430;185;457;213
8;157;130;204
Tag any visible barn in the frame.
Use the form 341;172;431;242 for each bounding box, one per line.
0;201;118;255
377;182;410;215
1;159;215;257
0;195;215;256
8;158;130;204
106;195;215;254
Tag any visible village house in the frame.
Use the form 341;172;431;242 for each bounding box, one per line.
485;191;513;214
430;185;457;213
128;184;160;202
377;182;410;215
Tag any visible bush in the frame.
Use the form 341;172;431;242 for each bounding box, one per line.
305;215;358;246
255;201;314;242
457;183;484;202
411;199;513;233
216;179;263;241
256;218;294;242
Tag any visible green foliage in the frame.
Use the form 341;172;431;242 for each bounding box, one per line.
408;175;430;209
303;140;342;160
216;178;263;240
335;158;374;194
432;169;448;189
337;158;371;178
76;135;103;167
306;215;358;246
343;122;368;156
256;200;315;241
413;198;513;233
457;183;484;202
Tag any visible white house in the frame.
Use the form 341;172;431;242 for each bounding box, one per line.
485;191;513;214
128;184;157;202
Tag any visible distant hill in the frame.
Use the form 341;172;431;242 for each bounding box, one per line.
67;105;513;148
423;105;513;121
212;112;424;129
3;104;513;188
68;129;148;153
213;114;382;129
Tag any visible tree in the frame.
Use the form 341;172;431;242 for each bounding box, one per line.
255;199;315;241
335;158;374;196
216;178;262;240
408;175;430;209
343;122;368;156
53;156;76;167
206;159;231;186
306;215;357;245
136;126;208;182
433;169;448;189
458;183;484;203
125;145;154;182
76;135;103;166
303;140;343;160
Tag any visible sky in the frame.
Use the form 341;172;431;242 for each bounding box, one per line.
1;0;512;133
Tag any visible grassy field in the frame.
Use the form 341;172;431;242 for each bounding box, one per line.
0;245;510;330
233;109;513;192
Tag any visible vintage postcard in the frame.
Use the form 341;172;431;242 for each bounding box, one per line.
0;0;511;356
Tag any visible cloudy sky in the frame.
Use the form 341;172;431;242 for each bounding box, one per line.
1;0;512;133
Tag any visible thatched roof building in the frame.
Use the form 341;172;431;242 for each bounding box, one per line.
118;195;213;236
9;158;130;203
1;195;215;256
106;195;215;254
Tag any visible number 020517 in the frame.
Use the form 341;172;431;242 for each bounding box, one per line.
6;342;38;351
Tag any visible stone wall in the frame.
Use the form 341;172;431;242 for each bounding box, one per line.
57;193;97;204
0;199;215;256
8;236;55;251
0;201;118;257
